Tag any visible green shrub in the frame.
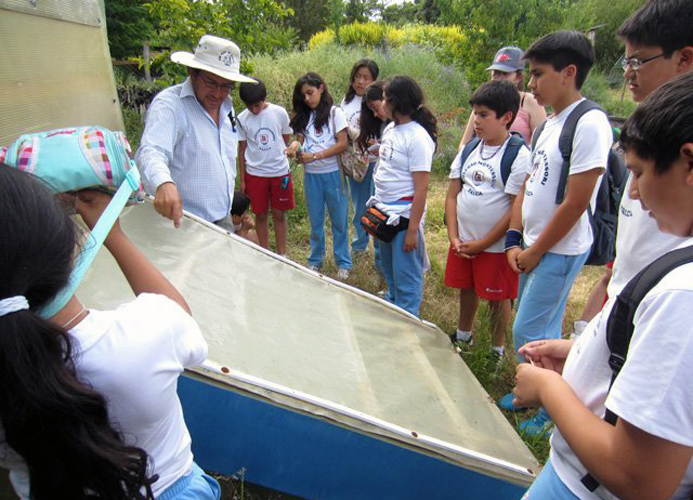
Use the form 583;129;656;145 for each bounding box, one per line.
246;44;471;157
309;23;470;70
582;71;637;118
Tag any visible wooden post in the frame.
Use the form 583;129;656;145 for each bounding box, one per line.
143;43;152;83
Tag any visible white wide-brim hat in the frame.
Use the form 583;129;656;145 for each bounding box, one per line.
171;35;256;83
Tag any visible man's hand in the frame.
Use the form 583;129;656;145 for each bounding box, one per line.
154;182;183;228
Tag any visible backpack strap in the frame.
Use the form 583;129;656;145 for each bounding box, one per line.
530;120;547;151
555;100;603;205
580;245;693;493
500;134;526;186
458;137;481;183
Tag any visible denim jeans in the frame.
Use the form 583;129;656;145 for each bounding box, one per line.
304;170;352;269
348;162;375;253
513;250;590;355
378;227;425;317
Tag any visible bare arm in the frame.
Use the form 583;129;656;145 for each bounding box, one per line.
522;92;547;142
445;179;463;250
285;134;304;158
517;168;602;273
282;134;291;147
457;110;475;150
238;140;247;193
76;190;191;314
403;171;429;252
506;178;527;274
299;129;348;164
515;365;693;500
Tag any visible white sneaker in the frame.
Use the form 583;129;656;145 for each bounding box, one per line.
337;268;350;280
308;265;320;272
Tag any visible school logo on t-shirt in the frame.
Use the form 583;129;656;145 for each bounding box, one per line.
380;138;394;162
526;150;549;196
311;123;330;145
463;160;497;191
255;127;276;152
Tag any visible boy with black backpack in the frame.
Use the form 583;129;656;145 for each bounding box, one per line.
499;32;613;420
571;0;693;338
444;80;530;359
514;70;693;500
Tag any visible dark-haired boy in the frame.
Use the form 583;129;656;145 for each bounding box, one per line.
237;79;294;256
445;80;530;359
501;31;613;422
571;0;693;339
514;70;693;500
603;0;693;303
230;190;259;244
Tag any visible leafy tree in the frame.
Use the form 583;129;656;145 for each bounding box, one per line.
284;0;332;42
565;0;646;69
344;0;380;23
380;2;420;25
145;0;297;83
420;0;440;24
105;0;154;59
436;0;568;85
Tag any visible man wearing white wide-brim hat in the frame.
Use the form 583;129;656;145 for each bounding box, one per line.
136;35;256;228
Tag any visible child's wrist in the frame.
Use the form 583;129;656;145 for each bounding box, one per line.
504;229;523;251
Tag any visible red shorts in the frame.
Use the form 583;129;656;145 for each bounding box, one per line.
444;247;519;301
245;172;295;214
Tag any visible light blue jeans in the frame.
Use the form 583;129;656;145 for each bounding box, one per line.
304;170;352;270
378;225;424;317
348;162;375;253
158;463;221;500
513;250;589;355
521;459;580;499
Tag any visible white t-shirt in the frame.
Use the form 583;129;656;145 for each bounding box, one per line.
237;102;292;177
607;173;688;298
341;95;377;164
0;294;208;498
302;106;348;174
522;99;613;255
374;120;434;205
340;95;362;131
551;239;693;499
449;137;530;253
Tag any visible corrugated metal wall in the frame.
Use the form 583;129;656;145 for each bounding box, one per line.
0;0;123;144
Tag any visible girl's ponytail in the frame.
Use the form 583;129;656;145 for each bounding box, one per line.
384;76;438;143
411;105;438;144
0;164;154;499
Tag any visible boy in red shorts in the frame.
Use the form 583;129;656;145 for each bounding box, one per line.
237;78;294;256
444;80;531;359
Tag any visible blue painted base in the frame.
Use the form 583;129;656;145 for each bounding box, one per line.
179;376;527;499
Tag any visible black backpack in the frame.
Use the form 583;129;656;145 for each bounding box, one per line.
458;132;526;186
531;100;628;266
581;245;693;493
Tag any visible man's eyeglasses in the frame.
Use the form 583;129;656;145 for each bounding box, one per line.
621;52;666;71
199;74;234;93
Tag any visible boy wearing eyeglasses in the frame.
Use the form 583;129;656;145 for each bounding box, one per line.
603;0;693;311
